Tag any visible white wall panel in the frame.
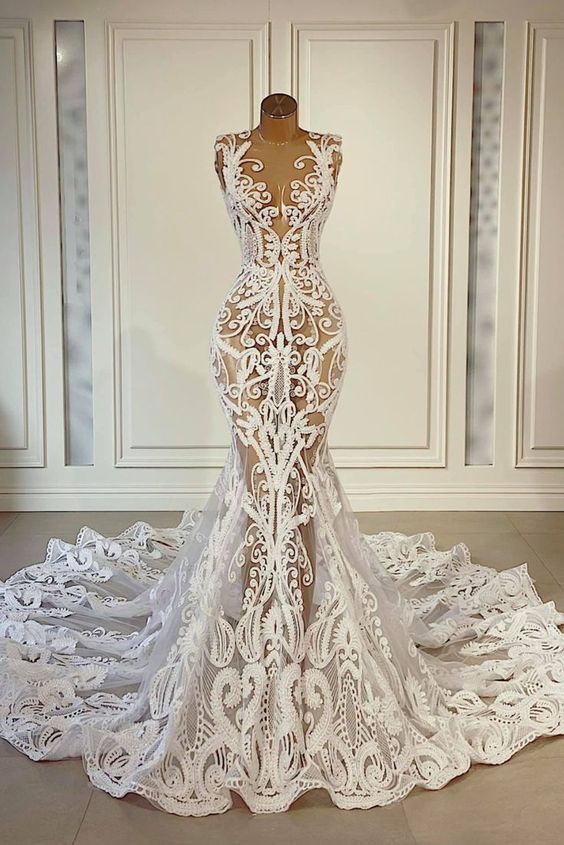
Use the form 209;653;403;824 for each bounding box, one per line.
517;23;564;467
0;21;43;467
293;23;453;466
109;22;269;466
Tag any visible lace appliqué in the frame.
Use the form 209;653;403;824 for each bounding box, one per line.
2;130;564;816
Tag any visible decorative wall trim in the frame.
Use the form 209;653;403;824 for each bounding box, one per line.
516;22;564;467
0;20;44;467
106;21;270;467
291;22;454;467
2;482;564;512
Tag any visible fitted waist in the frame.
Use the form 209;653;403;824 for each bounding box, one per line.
240;257;325;273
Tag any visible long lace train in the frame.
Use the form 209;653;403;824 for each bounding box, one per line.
2;447;564;815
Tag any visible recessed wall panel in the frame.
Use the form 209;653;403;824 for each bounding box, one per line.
294;24;453;466
110;23;268;466
518;23;564;466
0;22;43;467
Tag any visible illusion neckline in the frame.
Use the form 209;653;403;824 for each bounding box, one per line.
255;129;318;146
217;130;340;244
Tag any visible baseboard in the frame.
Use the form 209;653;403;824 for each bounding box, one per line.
1;484;564;511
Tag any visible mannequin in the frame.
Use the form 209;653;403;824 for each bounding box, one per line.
213;93;343;627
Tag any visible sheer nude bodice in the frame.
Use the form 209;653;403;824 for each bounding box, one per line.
211;129;346;624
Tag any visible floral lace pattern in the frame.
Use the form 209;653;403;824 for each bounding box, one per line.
2;130;564;815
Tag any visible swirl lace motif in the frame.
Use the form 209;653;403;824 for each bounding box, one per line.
3;130;564;817
210;129;347;468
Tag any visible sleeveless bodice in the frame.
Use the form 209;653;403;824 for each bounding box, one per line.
210;129;347;439
214;130;342;270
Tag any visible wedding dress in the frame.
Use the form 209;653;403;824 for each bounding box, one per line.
2;129;564;817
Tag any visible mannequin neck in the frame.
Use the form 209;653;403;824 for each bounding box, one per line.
258;109;301;144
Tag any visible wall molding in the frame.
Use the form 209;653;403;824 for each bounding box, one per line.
516;21;564;467
106;21;270;467
0;20;44;467
292;21;454;467
2;482;564;512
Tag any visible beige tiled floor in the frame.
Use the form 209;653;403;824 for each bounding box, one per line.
2;510;564;844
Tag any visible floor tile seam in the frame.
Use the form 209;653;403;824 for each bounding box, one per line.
0;513;20;535
400;802;421;845
518;533;564;589
71;788;94;845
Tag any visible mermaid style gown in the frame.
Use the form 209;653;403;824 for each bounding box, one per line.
2;129;564;817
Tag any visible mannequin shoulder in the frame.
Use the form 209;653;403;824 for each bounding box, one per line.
213;132;242;172
214;131;233;147
213;133;232;188
324;133;343;178
214;130;249;150
325;132;342;151
213;133;235;178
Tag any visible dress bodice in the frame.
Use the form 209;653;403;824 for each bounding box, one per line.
210;128;347;440
214;130;342;270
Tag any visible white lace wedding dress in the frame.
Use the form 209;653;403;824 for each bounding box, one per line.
2;129;564;817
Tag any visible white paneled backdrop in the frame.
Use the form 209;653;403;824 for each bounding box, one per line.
1;0;564;510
